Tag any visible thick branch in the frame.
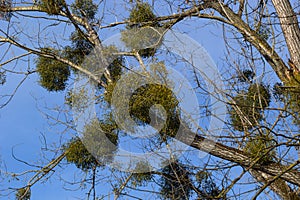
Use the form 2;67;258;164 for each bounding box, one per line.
206;0;291;82
179;133;300;187
272;0;300;72
250;168;300;200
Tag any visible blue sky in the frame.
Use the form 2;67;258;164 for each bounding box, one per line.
0;0;287;199
0;23;226;200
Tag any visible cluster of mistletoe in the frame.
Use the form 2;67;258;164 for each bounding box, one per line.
34;1;281;198
159;160;225;199
63;118;118;171
228;70;276;163
36;0;97;92
121;2;162;57
229;70;271;131
273;74;300;125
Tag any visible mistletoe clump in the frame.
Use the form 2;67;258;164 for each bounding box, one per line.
229;83;270;131
121;2;161;58
64;137;99;171
36;48;70;92
129;83;180;140
127;3;158;28
130;161;153;187
39;0;65;15
64;30;94;65
273;74;300;125
244;133;276;164
71;0;98;20
64;119;118;171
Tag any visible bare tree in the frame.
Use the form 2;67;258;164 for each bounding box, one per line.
0;0;300;199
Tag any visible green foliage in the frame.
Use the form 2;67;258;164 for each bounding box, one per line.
160;161;192;200
70;31;93;55
159;161;225;200
127;3;158;28
121;26;162;58
64;30;94;65
195;171;209;182
229;83;270;131
131;162;153;187
105;62;179;141
244;133;276;164
286;102;300;125
104;82;117;103
71;0;98;20
102;57;124;102
106;57;123;83
64;118;118;170
122;2;161;57
248;83;271;109
15;187;31;200
229;93;261;131
129;83;180;141
273;82;284;101
63;1;97;65
82;118;119;165
196;171;226;200
274;74;300;125
129;83;178;123
64;137;99;171
286;75;300;115
38;0;65;15
36;49;70;92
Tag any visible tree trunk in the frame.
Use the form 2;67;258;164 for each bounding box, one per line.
272;0;300;72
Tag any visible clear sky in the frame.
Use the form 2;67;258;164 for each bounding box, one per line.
0;0;279;199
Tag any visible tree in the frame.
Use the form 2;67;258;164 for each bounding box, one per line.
0;0;300;199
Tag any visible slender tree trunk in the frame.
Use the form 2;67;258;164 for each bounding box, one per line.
272;0;300;72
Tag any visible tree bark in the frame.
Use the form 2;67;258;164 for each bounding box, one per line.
206;0;291;81
250;169;300;200
179;133;300;187
272;0;300;72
